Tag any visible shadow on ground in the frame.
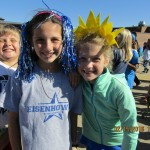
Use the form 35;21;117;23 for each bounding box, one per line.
132;79;150;149
137;141;150;150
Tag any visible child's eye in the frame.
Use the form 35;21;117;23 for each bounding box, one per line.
11;39;18;43
0;39;4;42
93;58;100;62
51;38;61;44
35;39;44;43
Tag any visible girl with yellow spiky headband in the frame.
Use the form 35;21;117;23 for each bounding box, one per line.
74;11;138;150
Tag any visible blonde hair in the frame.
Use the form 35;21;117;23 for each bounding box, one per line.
115;29;133;62
76;34;113;71
0;24;21;39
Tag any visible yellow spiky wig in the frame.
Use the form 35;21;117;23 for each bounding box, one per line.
74;10;124;47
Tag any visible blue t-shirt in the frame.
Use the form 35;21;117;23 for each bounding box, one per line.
125;49;139;89
112;48;128;74
0;62;16;136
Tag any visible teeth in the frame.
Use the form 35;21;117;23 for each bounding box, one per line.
3;49;12;51
84;71;93;74
83;69;93;73
46;52;54;55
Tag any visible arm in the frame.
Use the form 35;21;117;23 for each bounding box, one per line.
117;88;139;150
8;111;22;150
127;63;138;71
127;50;139;71
70;83;83;150
0;129;9;150
70;112;78;150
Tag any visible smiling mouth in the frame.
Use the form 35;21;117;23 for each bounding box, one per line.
84;71;93;74
3;48;14;52
83;69;96;74
42;51;55;57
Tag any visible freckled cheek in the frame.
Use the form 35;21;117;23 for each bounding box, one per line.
15;43;21;49
77;67;83;76
54;48;62;55
55;44;62;52
33;43;42;50
77;62;86;72
36;44;42;49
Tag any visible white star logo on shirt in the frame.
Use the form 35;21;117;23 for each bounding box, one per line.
39;92;68;122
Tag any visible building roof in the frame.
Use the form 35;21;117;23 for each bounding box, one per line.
0;20;21;29
114;25;150;33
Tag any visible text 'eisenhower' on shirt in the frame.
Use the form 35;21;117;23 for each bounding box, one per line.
26;92;69;122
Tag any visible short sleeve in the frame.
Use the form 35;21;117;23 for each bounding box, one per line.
130;50;139;65
0;76;21;112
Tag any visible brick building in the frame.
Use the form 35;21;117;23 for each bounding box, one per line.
114;25;150;47
126;25;150;47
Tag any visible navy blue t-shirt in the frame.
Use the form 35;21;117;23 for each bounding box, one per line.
112;49;128;74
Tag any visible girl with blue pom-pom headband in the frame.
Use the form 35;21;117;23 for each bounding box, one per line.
0;9;82;150
16;10;77;82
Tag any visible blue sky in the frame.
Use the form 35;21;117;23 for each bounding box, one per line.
0;0;149;28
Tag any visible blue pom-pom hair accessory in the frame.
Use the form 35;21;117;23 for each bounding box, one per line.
15;9;77;82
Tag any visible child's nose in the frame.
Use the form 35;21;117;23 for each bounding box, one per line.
4;39;11;46
45;40;53;50
85;61;93;68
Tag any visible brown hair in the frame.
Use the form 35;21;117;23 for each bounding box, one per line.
25;12;62;43
25;12;62;60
